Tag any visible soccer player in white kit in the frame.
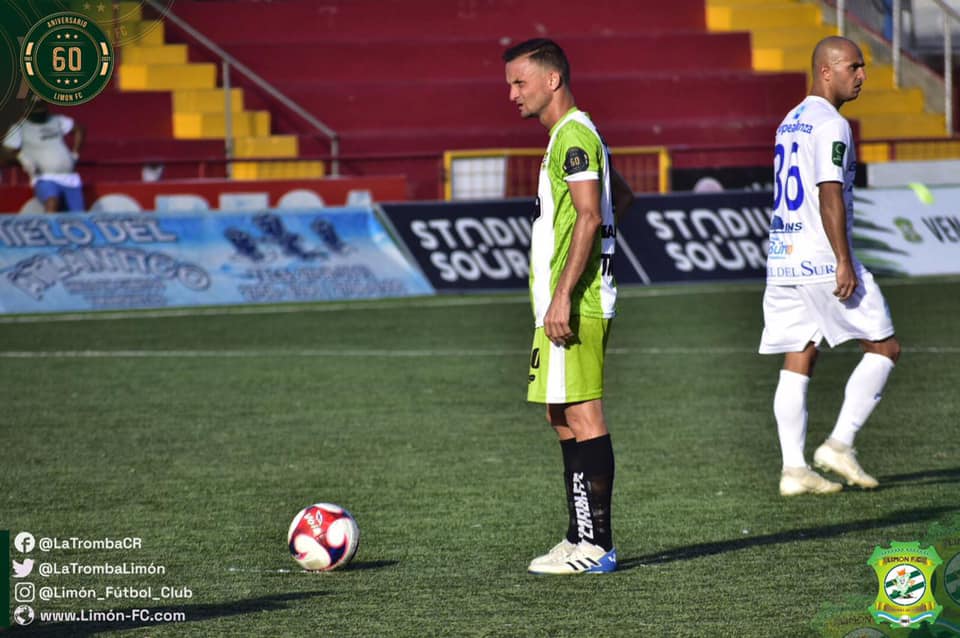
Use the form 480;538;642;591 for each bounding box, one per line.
759;37;901;496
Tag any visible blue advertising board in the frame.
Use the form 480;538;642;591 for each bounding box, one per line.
0;208;434;314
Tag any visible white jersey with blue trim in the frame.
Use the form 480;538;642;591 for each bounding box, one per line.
767;95;859;286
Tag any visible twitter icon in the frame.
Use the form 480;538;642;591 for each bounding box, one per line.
13;558;34;578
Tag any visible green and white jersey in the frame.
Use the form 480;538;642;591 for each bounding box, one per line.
530;107;616;326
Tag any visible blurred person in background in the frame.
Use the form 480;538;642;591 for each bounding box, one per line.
2;99;86;212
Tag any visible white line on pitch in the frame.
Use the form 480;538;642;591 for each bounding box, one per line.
0;284;762;324
226;567;296;574
0;346;956;358
0;276;956;325
0;349;520;358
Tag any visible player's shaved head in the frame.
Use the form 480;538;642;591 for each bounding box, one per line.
809;36;865;107
811;36;860;74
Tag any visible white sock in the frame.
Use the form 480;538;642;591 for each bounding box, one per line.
774;369;810;469
829;352;896;447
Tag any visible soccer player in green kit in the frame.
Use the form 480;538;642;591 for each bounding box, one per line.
504;38;633;574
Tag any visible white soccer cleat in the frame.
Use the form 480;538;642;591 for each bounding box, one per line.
779;466;843;496
814;442;879;489
528;541;617;575
527;539;576;572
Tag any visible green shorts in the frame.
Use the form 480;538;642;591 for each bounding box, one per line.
527;315;611;405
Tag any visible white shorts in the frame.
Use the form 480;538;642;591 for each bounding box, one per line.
759;270;895;354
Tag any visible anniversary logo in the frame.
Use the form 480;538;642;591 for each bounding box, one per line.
20;11;114;106
1;0;175;119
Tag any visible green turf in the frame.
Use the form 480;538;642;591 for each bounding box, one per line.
1;278;958;637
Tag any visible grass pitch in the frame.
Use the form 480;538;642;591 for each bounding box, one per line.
1;277;958;637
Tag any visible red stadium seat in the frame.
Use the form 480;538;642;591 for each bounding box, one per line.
67;0;805;199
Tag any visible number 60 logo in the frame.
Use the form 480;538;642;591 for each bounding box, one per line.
52;46;82;72
20;12;114;106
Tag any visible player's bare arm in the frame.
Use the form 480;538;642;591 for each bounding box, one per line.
543;178;602;345
610;168;634;221
72;124;86;155
818;180;857;300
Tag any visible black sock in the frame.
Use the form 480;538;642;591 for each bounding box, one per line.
578;434;615;551
560;438;581;544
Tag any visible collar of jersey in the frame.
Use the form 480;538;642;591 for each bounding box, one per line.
805;95;838;113
549;107;582;138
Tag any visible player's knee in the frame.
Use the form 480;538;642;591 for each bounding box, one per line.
564;413;608;439
546;405;565;427
885;338;902;364
865;337;900;364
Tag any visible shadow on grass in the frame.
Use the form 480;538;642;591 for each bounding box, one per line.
13;591;328;637
618;505;957;572
875;466;960;489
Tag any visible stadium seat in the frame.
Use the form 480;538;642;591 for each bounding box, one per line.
58;0;832;198
707;0;949;139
